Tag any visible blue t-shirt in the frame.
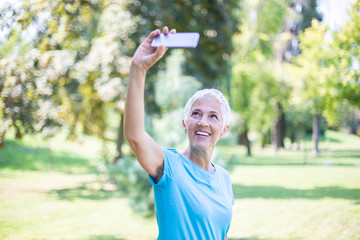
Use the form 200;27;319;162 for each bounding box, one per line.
149;148;234;240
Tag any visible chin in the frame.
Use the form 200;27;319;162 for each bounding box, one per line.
192;142;214;151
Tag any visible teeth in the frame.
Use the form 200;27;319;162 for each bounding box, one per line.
196;131;209;136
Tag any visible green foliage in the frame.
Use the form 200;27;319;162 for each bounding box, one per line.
126;0;240;89
285;103;327;143
330;0;360;108
0;0;135;143
288;0;360;133
230;0;295;148
256;0;290;56
300;0;323;30
154;50;200;112
153;50;200;148
293;7;360;128
105;157;154;215
290;20;331;111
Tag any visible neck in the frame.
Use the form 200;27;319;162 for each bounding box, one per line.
182;146;215;172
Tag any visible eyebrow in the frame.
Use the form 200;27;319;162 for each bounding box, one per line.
192;109;220;115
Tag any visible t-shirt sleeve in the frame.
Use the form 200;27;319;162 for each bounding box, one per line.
226;171;235;206
148;147;177;187
222;167;235;206
230;177;235;206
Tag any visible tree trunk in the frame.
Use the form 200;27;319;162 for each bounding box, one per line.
277;106;286;148
272;102;285;150
238;124;251;156
312;114;320;156
0;132;4;149
355;109;360;136
294;131;300;150
114;112;125;163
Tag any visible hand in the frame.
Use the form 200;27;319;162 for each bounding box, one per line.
131;26;176;72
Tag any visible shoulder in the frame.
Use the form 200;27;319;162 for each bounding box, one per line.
214;164;232;183
214;164;230;175
162;147;184;173
214;164;234;204
162;147;180;161
150;147;182;186
163;147;178;154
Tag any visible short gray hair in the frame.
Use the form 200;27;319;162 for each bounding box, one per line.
183;88;231;128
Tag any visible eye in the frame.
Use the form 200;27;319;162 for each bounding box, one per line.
210;114;219;120
191;111;200;116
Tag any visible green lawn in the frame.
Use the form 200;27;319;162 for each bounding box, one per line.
0;130;360;239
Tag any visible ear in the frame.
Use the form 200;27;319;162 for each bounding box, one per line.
220;125;230;139
182;120;187;133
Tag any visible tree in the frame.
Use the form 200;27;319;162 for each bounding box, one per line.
0;1;71;146
230;0;295;154
280;0;323;149
0;0;136;160
292;19;336;156
126;0;240;90
330;0;360;109
291;0;360;155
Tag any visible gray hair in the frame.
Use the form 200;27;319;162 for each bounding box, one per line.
183;88;231;128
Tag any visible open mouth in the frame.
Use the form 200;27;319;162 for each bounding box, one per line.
196;131;210;136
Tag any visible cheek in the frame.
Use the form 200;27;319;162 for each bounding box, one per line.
183;120;193;132
186;118;196;127
214;125;226;137
211;120;223;129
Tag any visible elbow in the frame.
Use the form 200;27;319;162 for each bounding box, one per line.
124;120;146;153
124;129;142;151
124;130;137;145
125;135;139;153
124;128;131;142
124;122;136;143
124;118;142;146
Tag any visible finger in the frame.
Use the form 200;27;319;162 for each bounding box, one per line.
170;28;176;34
146;29;161;43
163;26;169;35
154;45;167;60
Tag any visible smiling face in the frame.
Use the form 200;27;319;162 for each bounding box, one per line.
182;96;229;152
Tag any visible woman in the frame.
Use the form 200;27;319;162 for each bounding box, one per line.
124;26;234;240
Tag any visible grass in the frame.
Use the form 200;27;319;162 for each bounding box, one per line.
0;130;360;239
0;132;158;240
220;130;360;240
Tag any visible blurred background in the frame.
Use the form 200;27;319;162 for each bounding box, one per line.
1;0;360;239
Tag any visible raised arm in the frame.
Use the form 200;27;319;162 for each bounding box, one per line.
124;27;175;182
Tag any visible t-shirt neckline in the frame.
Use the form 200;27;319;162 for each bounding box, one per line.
180;152;217;175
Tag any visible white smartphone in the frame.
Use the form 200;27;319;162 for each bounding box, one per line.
151;32;200;48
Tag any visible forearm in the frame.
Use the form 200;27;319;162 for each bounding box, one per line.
124;28;169;139
124;63;147;142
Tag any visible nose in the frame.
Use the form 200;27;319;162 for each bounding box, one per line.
198;117;209;127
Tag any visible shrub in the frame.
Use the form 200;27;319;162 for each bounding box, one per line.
105;156;154;215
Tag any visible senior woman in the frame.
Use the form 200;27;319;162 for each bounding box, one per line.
124;26;234;240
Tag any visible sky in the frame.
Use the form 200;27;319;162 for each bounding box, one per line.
317;0;356;30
